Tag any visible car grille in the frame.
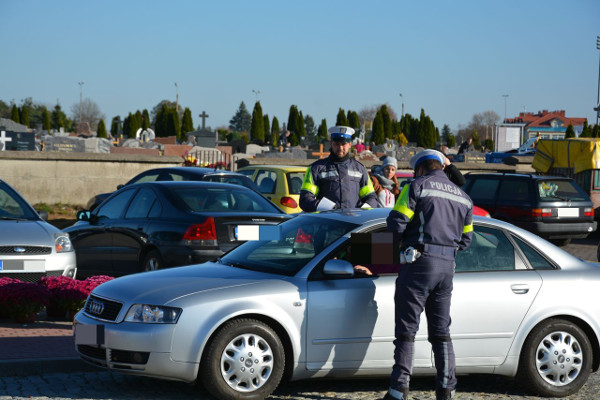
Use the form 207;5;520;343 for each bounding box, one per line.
0;272;45;283
0;246;51;255
84;295;123;321
78;345;106;361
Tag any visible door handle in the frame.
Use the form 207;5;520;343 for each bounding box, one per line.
511;284;529;294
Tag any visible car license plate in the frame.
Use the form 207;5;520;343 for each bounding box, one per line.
557;208;579;217
0;260;2;270
74;323;105;346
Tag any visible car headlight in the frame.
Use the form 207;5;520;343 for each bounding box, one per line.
54;233;73;253
124;304;182;324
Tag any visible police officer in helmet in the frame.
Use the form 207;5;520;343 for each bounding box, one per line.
382;149;473;400
300;126;377;212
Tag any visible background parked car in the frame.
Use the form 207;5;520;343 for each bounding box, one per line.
75;208;600;399
86;167;260;211
0;179;76;282
463;172;597;245
66;181;289;279
237;165;307;213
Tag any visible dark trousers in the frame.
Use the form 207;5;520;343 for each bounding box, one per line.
390;255;457;392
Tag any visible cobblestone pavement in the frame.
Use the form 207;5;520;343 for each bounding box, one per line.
0;370;599;399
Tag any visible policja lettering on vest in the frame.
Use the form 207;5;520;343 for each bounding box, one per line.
299;126;378;212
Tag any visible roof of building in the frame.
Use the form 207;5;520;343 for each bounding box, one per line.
504;110;586;128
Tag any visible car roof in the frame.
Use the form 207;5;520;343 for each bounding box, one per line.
142;166;227;175
127;180;255;191
465;172;573;181
238;165;307;171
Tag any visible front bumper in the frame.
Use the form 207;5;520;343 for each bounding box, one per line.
73;311;199;383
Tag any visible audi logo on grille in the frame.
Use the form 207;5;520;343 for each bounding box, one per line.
88;299;105;315
14;247;26;253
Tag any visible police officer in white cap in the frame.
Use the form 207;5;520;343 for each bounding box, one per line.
382;149;473;400
300;126;377;212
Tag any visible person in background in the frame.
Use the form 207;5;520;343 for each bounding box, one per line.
457;137;474;155
371;156;400;208
299;126;378;212
382;149;473;400
355;139;366;154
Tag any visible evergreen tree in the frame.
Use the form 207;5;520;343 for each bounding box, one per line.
441;124;452;145
484;138;494;151
154;105;169;137
336;108;349;126
380;105;393;139
372;111;385;145
171;107;181;140
263;114;270;144
304;115;315;138
229;101;252;132
287;105;299;134
471;130;481;149
250;102;265;142
42;107;51;131
318;119;328;140
110;116;121;137
142;109;151;130
593;124;600;138
295;111;306;146
50;104;66;130
580;121;591;138
97;119;108;138
347;110;360;129
181;107;194;135
20;106;30;127
271;116;280;147
122;113;132;138
564;124;575;139
132;110;143;136
11;105;20;124
0;100;9;118
417;109;437;148
447;134;456;148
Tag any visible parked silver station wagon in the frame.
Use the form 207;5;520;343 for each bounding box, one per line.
0;179;76;281
74;209;600;399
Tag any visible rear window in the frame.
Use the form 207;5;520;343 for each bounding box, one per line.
537;180;588;202
286;172;306;194
465;178;499;202
172;187;280;213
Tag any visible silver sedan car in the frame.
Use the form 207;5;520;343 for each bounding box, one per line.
74;208;600;399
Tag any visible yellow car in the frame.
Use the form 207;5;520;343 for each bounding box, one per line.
237;165;307;213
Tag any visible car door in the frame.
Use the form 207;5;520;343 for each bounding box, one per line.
451;224;542;367
464;177;500;216
72;188;137;278
305;228;432;372
111;187;158;276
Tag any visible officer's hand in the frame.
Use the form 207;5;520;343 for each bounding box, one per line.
354;265;373;275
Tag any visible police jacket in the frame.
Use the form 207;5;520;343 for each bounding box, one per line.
300;154;377;212
387;169;473;252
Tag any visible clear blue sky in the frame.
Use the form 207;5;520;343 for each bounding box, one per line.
1;0;599;133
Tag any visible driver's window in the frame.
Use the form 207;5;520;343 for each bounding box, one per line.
455;226;516;272
95;189;136;220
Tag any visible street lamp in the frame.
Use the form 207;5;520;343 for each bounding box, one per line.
399;93;404;118
174;82;179;116
78;81;85;124
252;89;260;103
595;36;600;125
502;94;509;121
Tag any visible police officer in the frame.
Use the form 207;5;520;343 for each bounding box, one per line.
300;126;377;212
383;149;473;400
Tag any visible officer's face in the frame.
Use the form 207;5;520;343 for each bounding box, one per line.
331;140;351;158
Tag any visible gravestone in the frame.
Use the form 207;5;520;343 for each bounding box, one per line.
186;130;216;148
43;135;86;152
77;122;92;136
0;130;36;151
245;144;269;157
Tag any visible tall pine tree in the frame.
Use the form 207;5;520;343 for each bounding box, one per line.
97;119;108;138
20;105;30;127
250;102;265;142
42;107;51;131
318;119;328;140
336;108;349;126
271;116;280;147
263;114;270;144
564;124;575;139
110;116;121;137
372;111;385;145
229;102;252;132
11;105;20;124
380;105;392;139
181;107;194;135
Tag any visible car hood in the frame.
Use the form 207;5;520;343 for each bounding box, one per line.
92;262;279;304
0;220;59;245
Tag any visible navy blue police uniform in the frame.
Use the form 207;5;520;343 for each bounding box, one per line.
300;126;377;212
384;149;473;400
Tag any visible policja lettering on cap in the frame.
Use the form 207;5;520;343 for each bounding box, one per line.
328;126;354;143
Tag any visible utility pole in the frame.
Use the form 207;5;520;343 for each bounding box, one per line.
399;93;404;118
78;81;85;124
252;89;260;103
174;82;179;116
596;36;600;125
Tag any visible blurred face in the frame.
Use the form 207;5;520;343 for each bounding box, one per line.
383;165;396;179
331;140;351;158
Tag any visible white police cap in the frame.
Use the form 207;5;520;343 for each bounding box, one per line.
409;149;445;170
328;126;354;142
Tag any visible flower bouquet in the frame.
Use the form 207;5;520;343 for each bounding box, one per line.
0;277;22;318
0;280;50;323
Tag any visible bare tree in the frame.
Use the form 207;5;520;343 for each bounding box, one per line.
465;110;500;142
357;103;399;130
70;98;105;130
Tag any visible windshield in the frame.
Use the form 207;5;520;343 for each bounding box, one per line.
221;215;359;276
0;182;38;220
538;180;588;202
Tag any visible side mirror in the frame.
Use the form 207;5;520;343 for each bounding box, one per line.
76;210;91;221
37;210;49;221
323;259;354;276
117;184;124;190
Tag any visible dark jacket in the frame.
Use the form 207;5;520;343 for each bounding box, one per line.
300;154;378;212
387;169;473;252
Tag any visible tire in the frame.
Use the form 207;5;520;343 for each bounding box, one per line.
518;319;592;397
200;318;285;400
141;250;162;272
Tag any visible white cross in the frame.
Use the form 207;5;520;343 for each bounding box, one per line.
0;131;12;151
